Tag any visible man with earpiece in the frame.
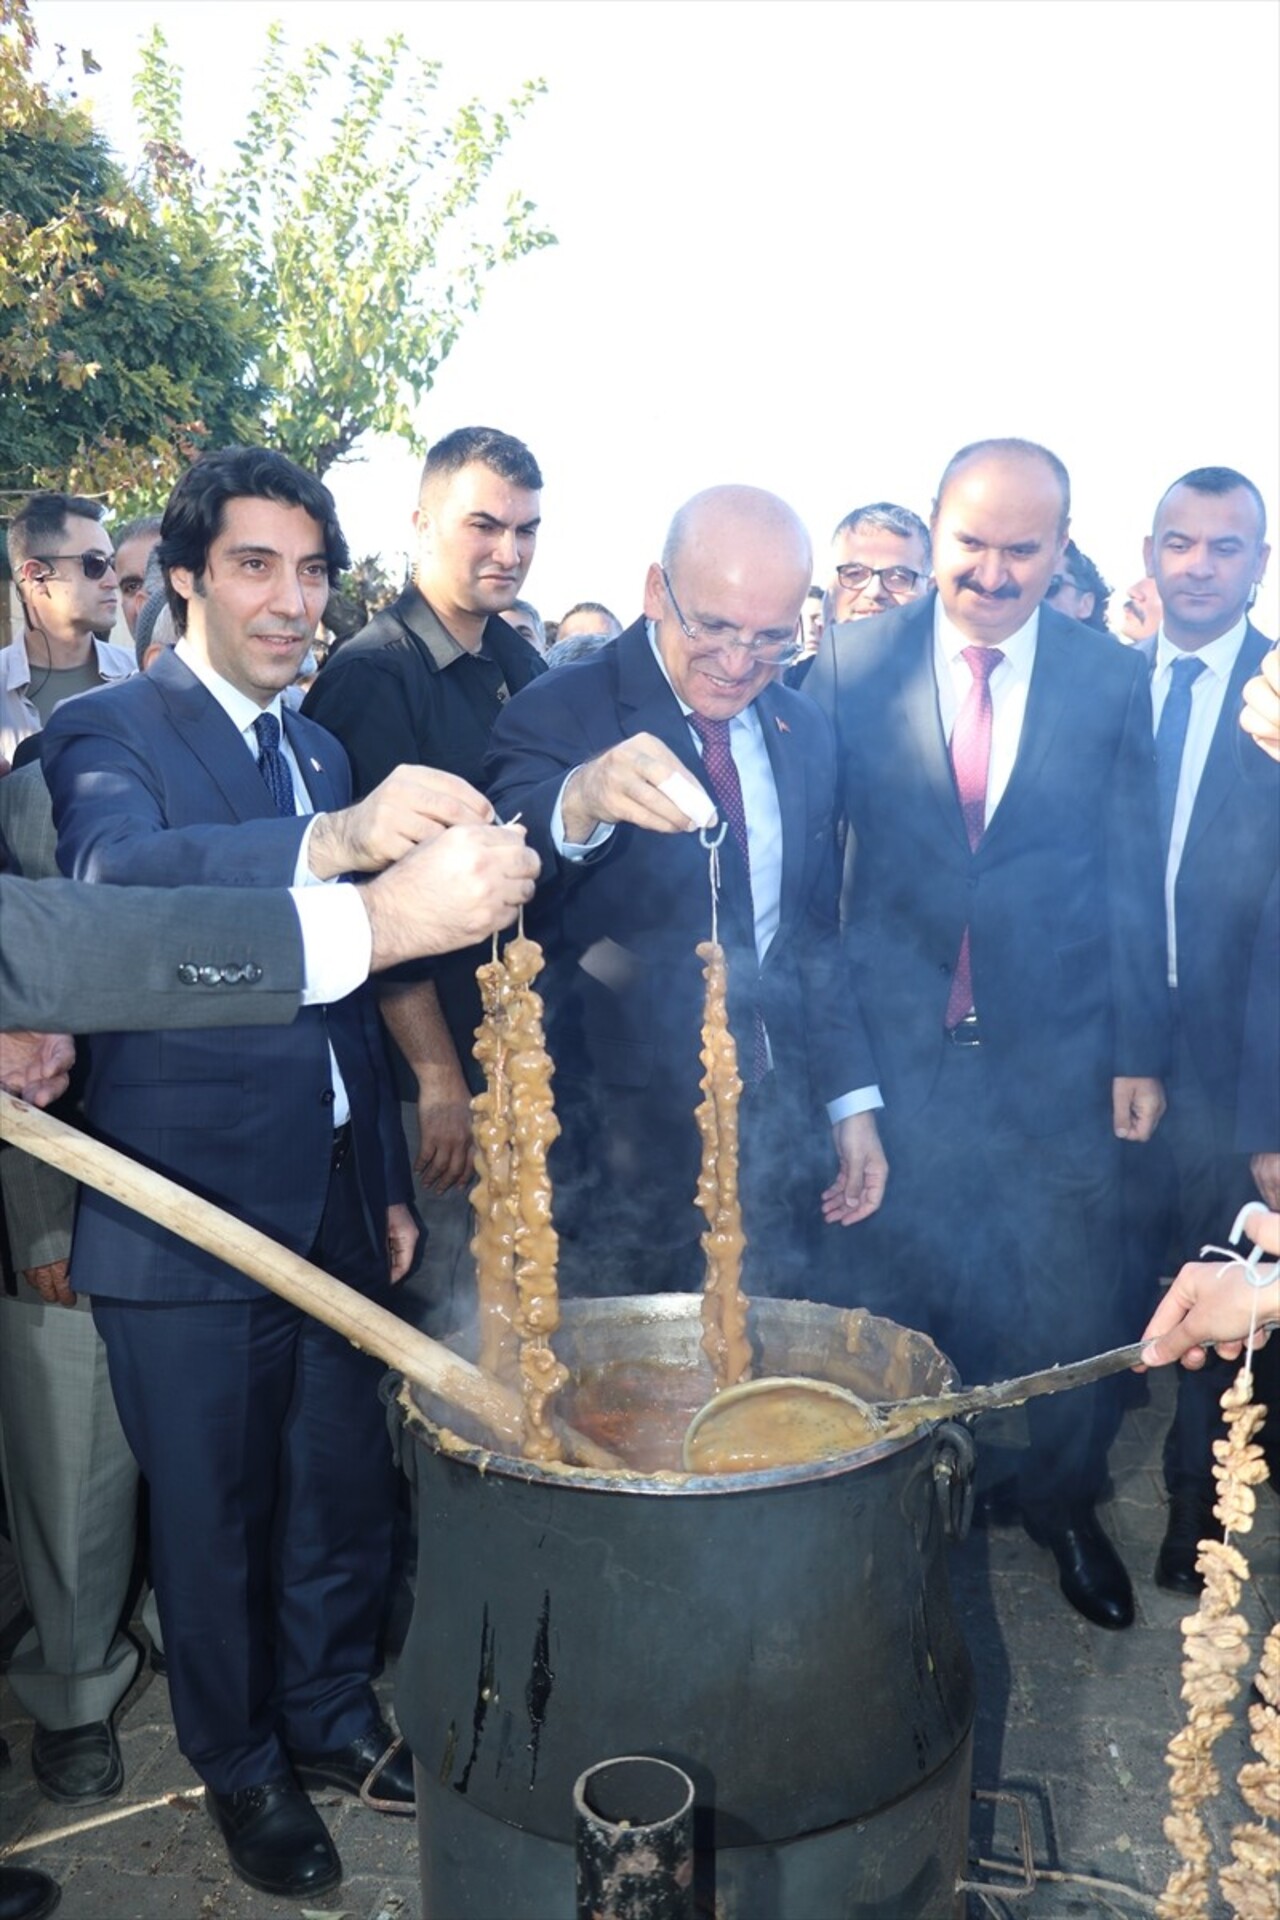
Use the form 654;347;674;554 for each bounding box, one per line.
1;493;135;767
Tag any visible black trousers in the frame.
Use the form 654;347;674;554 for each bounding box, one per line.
819;1044;1128;1519
93;1150;397;1794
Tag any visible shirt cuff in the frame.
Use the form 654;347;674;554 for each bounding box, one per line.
552;773;615;861
291;883;374;1005
826;1086;884;1124
292;814;325;888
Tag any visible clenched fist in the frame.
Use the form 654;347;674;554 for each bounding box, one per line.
363;823;540;966
309;766;494;878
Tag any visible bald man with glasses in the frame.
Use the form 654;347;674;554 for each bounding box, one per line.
485;485;885;1300
2;493;135;766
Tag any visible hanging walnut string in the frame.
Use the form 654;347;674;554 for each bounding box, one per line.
472;933;519;1385
694;825;751;1392
1158;1234;1277;1920
470;921;568;1461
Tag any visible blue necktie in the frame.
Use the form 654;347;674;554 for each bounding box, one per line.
1154;656;1205;856
253;712;297;819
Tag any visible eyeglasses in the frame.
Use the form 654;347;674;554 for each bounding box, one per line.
33;551;118;582
661;569;803;664
1045;575;1080;599
834;563;923;596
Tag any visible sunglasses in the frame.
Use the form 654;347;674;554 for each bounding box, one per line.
33;551;118;582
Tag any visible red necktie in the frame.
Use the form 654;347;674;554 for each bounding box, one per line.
945;646;1003;1029
688;714;769;1084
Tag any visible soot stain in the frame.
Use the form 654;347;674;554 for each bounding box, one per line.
455;1603;496;1795
525;1590;555;1786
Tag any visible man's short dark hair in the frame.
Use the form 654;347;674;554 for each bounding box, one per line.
934;438;1072;535
157;447;350;636
112;514;163;550
559;600;618;627
831;501;932;568
419;426;543;502
1155;466;1267;541
7;493;105;575
1057;539;1111;632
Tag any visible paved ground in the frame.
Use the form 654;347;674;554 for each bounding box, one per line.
2;1364;1277;1919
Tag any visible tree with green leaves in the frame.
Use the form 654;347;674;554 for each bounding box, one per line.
0;0;262;506
136;22;555;476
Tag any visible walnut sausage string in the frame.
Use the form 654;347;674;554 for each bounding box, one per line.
470;927;567;1460
694;932;751;1392
1158;1361;1275;1920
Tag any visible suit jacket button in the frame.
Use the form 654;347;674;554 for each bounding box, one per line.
198;965;222;986
243;964;262;983
177;963;198;985
321;1088;336;1107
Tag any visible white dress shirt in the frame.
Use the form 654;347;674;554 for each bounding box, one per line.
1151;616;1248;986
933;600;1040;825
176;641;349;1121
554;625;881;1120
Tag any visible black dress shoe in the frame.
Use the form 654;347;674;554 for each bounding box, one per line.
30;1721;123;1805
206;1779;341;1898
291;1721;415;1811
1026;1505;1135;1629
0;1866;61;1920
1156;1488;1222;1596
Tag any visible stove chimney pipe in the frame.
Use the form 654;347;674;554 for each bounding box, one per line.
574;1755;695;1920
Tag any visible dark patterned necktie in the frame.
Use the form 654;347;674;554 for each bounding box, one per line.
253;712;297;819
1154;655;1206;857
945;645;1004;1029
688;713;769;1083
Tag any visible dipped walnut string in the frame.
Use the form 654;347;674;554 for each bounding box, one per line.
469;924;568;1462
1158;1229;1279;1920
694;823;752;1391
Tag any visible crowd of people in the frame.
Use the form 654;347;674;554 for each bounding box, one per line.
0;428;1277;1915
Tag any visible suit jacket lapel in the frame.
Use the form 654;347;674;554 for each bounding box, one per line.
614;620;706;779
756;681;805;930
894;600;969;853
1183;625;1272;857
150;651;279;822
979;608;1072;853
613;620;756;944
283;710;344;813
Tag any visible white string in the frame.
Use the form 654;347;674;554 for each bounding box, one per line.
701;820;726;945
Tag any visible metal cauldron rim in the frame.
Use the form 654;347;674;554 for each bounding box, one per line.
397;1293;957;1499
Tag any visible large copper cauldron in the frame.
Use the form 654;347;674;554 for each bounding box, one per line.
392;1295;977;1920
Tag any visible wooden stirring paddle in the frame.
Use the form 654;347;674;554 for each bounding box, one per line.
0;1094;621;1472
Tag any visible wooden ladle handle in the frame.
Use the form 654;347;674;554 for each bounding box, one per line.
0;1094;620;1472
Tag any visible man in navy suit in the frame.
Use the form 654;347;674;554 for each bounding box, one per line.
807;439;1170;1630
485;485;885;1299
39;448;536;1900
1126;467;1278;1593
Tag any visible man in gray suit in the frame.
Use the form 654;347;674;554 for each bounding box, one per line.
1;761;142;1806
0;775;538;1809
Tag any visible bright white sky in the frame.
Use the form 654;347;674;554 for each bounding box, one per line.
31;0;1280;633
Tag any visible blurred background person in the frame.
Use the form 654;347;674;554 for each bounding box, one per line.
1115;572;1163;643
1045;539;1112;632
110;515;163;641
500;597;547;653
828;501;931;624
555;600;622;644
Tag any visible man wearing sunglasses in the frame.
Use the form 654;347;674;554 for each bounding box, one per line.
2;494;135;766
485;485;885;1301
